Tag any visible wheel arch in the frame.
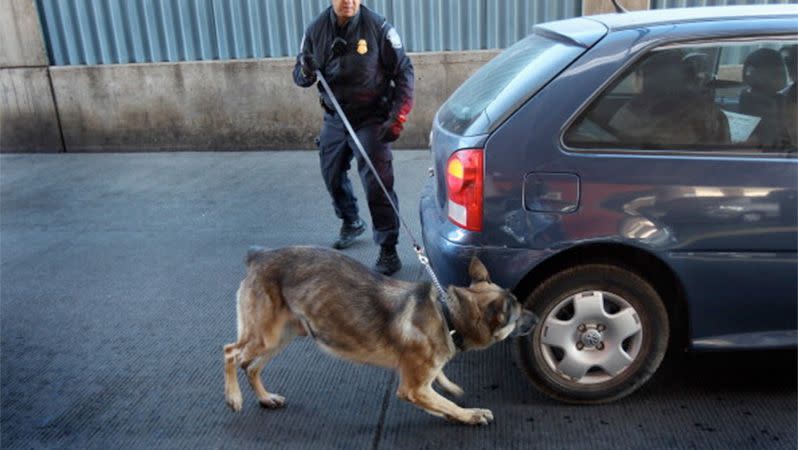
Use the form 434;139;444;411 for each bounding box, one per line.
512;242;691;351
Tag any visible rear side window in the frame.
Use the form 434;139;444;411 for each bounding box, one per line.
564;37;798;156
438;32;586;136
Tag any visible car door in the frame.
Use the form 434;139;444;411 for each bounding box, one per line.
561;32;798;348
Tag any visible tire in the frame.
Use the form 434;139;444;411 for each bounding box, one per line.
515;264;669;404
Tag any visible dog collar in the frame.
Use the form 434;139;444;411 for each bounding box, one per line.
438;296;464;351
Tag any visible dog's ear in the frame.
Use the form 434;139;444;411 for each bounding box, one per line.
469;256;491;284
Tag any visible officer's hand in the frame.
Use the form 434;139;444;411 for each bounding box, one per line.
378;115;407;143
301;54;318;77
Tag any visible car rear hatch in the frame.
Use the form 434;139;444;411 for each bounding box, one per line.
429;17;608;228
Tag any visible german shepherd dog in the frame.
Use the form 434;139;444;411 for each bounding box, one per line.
223;246;536;425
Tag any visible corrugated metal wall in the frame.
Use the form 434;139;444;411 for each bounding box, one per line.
36;0;580;66
36;0;796;66
653;0;794;8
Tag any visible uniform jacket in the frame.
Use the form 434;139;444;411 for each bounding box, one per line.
293;5;414;128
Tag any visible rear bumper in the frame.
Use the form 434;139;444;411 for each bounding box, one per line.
419;177;473;287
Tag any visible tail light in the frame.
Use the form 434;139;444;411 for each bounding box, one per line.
445;149;483;231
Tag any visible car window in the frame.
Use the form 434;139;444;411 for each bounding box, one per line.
564;38;798;156
438;32;586;136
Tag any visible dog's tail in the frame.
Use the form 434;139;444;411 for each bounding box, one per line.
245;246;270;266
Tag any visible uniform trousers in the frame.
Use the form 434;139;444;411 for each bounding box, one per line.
318;111;400;247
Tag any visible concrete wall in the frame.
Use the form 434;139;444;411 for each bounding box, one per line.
0;0;63;153
48;51;498;152
0;68;61;152
0;0;47;67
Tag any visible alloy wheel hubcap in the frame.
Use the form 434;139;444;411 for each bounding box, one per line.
538;291;643;385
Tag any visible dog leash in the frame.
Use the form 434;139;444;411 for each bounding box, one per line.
315;70;464;350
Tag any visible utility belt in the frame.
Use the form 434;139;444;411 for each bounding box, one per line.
318;82;395;119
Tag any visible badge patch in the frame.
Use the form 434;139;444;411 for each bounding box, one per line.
357;39;368;55
387;28;402;49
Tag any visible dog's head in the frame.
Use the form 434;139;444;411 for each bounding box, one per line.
447;257;537;351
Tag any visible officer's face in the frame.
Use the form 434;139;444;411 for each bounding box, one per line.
332;0;360;21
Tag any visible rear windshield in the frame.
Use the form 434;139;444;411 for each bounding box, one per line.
437;32;586;136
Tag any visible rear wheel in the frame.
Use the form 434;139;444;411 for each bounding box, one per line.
516;264;669;404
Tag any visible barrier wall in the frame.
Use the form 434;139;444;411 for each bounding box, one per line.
48;51;498;151
0;0;63;152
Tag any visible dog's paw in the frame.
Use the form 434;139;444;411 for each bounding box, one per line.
464;408;493;426
259;393;286;409
226;393;243;412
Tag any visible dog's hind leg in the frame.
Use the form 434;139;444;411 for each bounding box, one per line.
245;355;281;407
243;353;283;409
224;342;245;412
224;281;288;412
224;275;302;412
245;319;298;409
435;371;464;397
226;332;286;411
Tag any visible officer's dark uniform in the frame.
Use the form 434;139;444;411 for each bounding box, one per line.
293;5;414;250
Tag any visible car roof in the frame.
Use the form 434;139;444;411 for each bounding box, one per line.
586;4;798;31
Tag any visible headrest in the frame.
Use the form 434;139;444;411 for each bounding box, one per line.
743;48;788;93
638;51;692;96
683;52;712;87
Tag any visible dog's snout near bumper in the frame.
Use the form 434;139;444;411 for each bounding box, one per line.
511;310;538;337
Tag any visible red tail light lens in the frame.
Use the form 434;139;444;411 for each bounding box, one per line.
445;149;483;231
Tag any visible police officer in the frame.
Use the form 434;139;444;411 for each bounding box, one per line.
293;0;414;275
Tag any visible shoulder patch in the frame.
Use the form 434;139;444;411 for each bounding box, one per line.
387;28;403;49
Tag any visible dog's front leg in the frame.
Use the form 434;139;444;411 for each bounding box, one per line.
435;371;464;397
397;373;492;426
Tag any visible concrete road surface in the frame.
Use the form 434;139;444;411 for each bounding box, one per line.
1;151;795;449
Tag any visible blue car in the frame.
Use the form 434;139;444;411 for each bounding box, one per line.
419;5;797;403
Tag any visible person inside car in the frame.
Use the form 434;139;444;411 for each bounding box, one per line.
739;48;790;150
609;50;730;148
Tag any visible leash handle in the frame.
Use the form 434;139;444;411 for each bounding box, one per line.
315;70;450;303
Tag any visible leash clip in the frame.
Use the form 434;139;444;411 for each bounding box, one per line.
414;246;429;265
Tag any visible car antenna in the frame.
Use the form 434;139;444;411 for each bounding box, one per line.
611;0;629;13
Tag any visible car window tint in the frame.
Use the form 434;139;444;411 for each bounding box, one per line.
438;33;584;136
565;38;797;156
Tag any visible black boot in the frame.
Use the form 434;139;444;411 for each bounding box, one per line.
375;245;402;275
332;218;366;249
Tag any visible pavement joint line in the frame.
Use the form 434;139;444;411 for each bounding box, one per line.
371;372;396;450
